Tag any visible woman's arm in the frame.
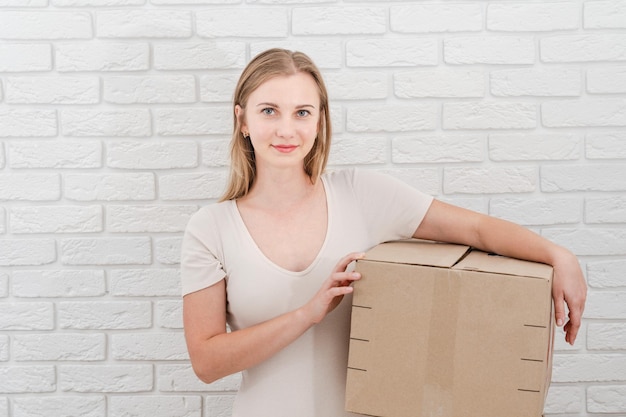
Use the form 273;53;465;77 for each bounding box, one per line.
413;199;587;345
182;252;363;383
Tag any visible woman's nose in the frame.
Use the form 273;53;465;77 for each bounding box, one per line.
276;116;296;138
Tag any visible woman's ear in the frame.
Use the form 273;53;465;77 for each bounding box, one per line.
235;105;247;134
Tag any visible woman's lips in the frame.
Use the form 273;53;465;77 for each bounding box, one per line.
273;145;298;153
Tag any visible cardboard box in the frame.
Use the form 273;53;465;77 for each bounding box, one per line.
346;239;554;417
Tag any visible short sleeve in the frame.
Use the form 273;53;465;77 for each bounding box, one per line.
180;208;227;297
350;168;434;243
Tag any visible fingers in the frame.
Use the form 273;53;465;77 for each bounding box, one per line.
553;289;566;328
333;252;366;274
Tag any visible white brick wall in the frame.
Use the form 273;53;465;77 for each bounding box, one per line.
0;1;624;416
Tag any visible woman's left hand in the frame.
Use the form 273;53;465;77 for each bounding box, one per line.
551;249;587;345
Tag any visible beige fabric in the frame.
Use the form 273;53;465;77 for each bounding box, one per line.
181;168;433;417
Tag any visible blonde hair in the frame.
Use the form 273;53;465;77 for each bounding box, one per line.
220;48;332;202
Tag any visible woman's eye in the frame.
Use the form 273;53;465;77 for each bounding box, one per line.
297;109;310;117
262;108;275;115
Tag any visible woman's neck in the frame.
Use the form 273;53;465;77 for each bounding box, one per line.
241;167;319;209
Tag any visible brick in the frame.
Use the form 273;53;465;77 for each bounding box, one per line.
104;75;196;104
489;133;581;161
585;291;626;319
552;354;626;382
0;0;47;5
0;208;4;234
53;0;144;5
56;42;149;72
586;196;626;223
543;385;585;414
158;365;240;392
154;42;245;70
0;173;60;201
10;205;102;234
347;39;437;67
60;237;152;265
587;259;626;288
392;134;483;163
155;237;182;265
0;44;51;72
107;140;197;169
109;396;201;417
445;36;535;65
391;4;482;33
65;173;155;201
444;166;536;194
588;385;626;412
0;109;56;137
489;197;581;226
155;107;230;136
14;333;105;361
201;139;230;167
395;69;484;98
251;40;342;69
13;270;106;297
62;109;151;137
0;335;7;360
9;140;102;168
152;0;239;3
325;71;387;100
587;66;626;94
542;228;626;256
6;76;99;104
12;396;106;417
586;132;626;159
159;171;228;200
0;302;53;330
110;269;181;297
59;301;152;330
197;8;287;37
59;365;153;392
0;239;56;266
444;102;536;130
112;332;188;360
0;366;55;393
490;67;581;97
588;323;626;350
542;99;626;127
293;7;385;35
0;11;91;39
199;73;238;103
327;136;388;165
206;395;236;417
487;3;579;31
585;0;626;29
0;272;7;298
97;10;191;38
156;300;182;329
108;205;197;233
541;34;626;62
541;164;626;192
347;104;437;132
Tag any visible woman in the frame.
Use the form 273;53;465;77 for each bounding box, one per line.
181;48;586;417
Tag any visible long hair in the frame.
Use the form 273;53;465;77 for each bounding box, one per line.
219;48;332;202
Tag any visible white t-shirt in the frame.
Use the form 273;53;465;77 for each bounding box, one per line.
181;168;433;417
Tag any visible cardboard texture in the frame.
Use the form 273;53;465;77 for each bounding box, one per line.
346;239;554;417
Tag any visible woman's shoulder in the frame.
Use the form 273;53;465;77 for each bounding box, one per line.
185;200;234;234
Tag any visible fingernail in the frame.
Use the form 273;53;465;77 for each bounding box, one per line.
557;319;563;327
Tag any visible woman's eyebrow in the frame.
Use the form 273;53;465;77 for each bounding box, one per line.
255;102;316;109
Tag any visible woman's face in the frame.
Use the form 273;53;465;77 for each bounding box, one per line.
236;72;321;173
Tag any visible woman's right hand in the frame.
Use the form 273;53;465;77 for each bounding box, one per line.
300;252;365;325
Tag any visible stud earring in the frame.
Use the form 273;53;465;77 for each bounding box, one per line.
242;132;250;140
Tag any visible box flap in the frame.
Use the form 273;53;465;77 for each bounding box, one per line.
364;239;470;268
454;250;553;280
